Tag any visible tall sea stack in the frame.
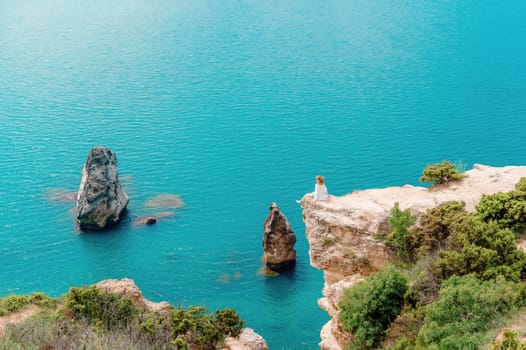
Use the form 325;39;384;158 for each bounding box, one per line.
76;146;129;230
262;202;296;271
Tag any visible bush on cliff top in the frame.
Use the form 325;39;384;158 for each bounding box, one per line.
385;203;417;261
433;215;526;282
382;201;466;264
0;292;55;316
476;182;526;234
419;160;464;186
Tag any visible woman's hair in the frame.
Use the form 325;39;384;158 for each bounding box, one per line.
316;175;325;184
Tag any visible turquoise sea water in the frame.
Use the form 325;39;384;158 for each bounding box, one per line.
1;1;526;348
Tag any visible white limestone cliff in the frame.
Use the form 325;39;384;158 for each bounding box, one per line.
299;164;526;350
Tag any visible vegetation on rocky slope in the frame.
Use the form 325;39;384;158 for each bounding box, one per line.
341;178;526;350
0;285;243;350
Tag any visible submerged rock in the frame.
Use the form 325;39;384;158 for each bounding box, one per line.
262;202;296;272
45;189;77;203
76;146;129;230
144;194;184;209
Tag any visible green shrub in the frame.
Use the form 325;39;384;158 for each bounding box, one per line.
212;308;244;337
0;295;31;316
515;178;526;193
0;292;55;316
340;267;408;350
63;286;140;330
490;330;526;350
476;190;526;233
413;201;467;257
433;216;526;282
0;285;245;350
381;306;427;350
169;306;243;350
386;203;417;260
418;275;526;350
385;337;416;350
419;161;464;186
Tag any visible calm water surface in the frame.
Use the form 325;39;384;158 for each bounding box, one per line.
1;1;526;348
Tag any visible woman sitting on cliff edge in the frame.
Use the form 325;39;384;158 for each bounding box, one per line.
297;175;329;203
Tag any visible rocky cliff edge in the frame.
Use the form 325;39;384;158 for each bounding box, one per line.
299;164;526;350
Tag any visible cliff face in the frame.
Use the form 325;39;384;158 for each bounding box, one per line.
300;164;526;350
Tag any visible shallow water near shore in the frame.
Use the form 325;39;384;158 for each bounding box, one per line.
1;1;526;348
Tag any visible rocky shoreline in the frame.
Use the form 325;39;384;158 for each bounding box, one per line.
0;278;267;350
299;164;526;349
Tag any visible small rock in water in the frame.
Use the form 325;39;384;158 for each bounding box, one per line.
262;202;297;272
132;212;175;226
139;216;157;225
144;194;185;209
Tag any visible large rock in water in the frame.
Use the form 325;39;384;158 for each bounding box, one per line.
76;146;129;230
262;202;296;271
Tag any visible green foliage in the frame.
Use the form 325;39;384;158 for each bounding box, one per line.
433;216;526;282
490;330;526;350
172;336;189;350
516;178;526;193
0;295;31;316
476;189;526;233
64;286;139;330
413;201;467;257
419;160;464;186
213;308;244;337
1;286;245;350
403;259;442;308
323;237;336;247
348;178;526;349
29;292;57;309
383;201;466;263
385;337;418;350
340;267;408;350
381;306;427;350
0;292;55;316
169;306;243;349
386;203;417;260
418;275;526;350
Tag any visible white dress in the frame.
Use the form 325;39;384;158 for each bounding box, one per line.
313;183;328;201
